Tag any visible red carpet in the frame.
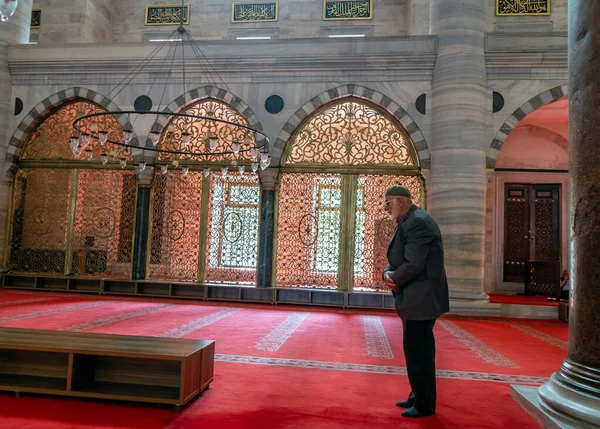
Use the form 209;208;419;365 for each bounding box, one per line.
488;293;559;307
0;290;568;428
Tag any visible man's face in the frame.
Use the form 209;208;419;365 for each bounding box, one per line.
384;197;405;222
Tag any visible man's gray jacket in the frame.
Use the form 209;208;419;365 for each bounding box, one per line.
385;206;450;321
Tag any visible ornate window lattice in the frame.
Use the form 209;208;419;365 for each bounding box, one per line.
276;173;341;288
284;99;417;166
21;100;131;161
8;169;73;273
353;175;423;291
8;169;136;276
148;172;204;281
70;170;136;277
147;171;259;284
276;98;423;291
206;173;260;284
159;98;256;163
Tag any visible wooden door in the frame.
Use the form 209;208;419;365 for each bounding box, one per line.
503;184;560;283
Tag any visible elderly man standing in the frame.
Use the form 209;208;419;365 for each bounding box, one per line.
382;185;449;418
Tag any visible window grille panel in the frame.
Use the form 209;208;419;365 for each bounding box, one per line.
8;169;73;274
276;173;342;289
70;170;137;277
148;172;203;281
205;173;260;284
353;175;423;291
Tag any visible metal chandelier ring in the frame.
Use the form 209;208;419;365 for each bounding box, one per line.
72;110;270;157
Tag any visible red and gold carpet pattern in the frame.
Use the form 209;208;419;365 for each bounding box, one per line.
0;291;569;429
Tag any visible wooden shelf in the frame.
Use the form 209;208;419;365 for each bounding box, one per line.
0;328;214;409
0;374;67;391
1;274;395;310
71;381;180;402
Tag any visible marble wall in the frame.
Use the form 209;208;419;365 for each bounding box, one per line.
37;0;113;43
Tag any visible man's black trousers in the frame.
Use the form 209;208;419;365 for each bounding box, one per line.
402;318;437;413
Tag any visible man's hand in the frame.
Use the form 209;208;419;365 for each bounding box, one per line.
383;271;397;292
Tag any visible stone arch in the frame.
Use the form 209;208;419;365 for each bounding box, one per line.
271;85;430;169
7;87;137;171
145;86;264;156
487;84;568;169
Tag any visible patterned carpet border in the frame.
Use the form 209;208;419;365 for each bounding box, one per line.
158;308;242;338
60;304;177;332
0;297;57;307
438;320;519;368
215;354;548;385
511;325;568;350
254;312;309;352
0;301;110;324
363;316;394;359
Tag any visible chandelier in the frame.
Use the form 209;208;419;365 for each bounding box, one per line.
70;2;271;176
0;0;18;22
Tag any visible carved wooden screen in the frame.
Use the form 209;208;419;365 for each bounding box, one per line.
205;173;260;284
276;98;422;291
353;175;423;291
276;173;342;289
70;170;136;277
148;172;204;281
8;169;73;273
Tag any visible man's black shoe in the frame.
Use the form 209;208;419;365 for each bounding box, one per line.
395;399;415;409
401;407;434;418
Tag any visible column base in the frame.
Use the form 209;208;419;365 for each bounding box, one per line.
512;359;600;429
448;292;501;317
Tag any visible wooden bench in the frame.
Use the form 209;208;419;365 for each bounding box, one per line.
0;328;214;410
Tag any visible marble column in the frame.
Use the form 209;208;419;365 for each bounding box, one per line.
131;167;153;280
512;1;600;427
0;0;32;269
257;169;277;287
39;0;113;44
428;0;489;301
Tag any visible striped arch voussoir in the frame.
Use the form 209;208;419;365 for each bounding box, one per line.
487;84;568;169
271;84;430;169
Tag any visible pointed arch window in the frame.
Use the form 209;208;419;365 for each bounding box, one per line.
276;97;424;292
9;100;136;278
149;98;260;284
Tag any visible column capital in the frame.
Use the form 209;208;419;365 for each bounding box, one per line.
259;168;278;190
136;166;155;188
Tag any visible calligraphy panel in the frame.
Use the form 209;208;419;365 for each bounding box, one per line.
31;9;41;28
232;2;278;23
145;4;190;26
496;0;550;16
323;0;372;20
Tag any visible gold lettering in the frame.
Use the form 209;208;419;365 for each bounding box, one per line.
497;0;549;15
325;1;371;19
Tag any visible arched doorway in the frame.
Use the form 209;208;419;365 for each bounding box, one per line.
7;99;136;277
275;97;424;291
147;97;260;284
486;95;569;294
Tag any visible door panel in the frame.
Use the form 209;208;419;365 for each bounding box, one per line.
503;184;560;283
